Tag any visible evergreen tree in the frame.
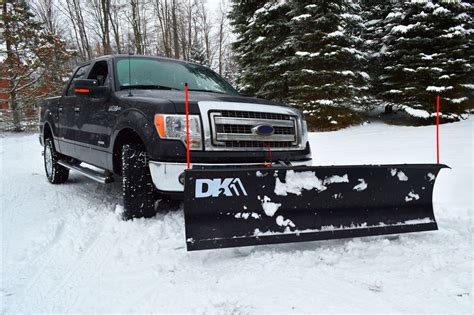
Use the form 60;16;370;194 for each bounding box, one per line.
243;0;293;101
360;0;393;107
229;0;473;128
190;40;209;66
286;0;367;110
229;0;267;95
379;1;473;120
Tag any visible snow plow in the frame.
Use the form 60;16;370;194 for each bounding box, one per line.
183;164;447;251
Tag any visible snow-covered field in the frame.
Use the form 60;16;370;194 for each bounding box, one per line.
1;119;473;313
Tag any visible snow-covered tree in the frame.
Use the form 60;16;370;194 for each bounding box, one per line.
379;1;473;120
244;0;293;101
284;0;368;128
229;0;267;95
286;0;367;107
229;0;473;128
359;1;393;106
190;40;209;66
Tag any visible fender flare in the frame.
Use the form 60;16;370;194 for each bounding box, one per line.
110;109;160;172
111;109;157;152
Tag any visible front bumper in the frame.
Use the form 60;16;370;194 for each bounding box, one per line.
149;159;313;193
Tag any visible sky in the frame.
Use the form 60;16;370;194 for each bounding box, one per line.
206;0;229;18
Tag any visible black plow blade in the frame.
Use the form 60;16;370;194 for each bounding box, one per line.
183;164;448;251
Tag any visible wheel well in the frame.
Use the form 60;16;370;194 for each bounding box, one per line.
113;128;146;175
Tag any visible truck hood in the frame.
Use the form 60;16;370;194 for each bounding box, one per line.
115;89;291;114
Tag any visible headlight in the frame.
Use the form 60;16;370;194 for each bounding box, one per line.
154;114;202;150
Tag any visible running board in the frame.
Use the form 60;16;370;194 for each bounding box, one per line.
58;160;113;184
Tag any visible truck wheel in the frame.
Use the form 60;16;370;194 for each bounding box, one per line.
121;144;155;220
44;138;69;184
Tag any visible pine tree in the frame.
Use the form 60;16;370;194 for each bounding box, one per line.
242;0;293;102
190;40;209;66
229;0;267;95
379;1;473;120
359;0;393;107
285;0;367;128
229;0;472;128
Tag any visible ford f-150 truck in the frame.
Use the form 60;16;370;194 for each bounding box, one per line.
39;55;312;219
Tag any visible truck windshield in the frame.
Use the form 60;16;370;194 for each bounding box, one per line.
115;58;238;95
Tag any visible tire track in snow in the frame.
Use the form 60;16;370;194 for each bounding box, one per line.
9;215;115;313
6;178;120;313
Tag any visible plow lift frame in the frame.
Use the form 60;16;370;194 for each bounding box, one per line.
182;89;448;251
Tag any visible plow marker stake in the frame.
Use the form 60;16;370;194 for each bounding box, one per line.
184;164;448;251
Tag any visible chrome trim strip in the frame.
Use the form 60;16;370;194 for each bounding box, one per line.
216;133;296;142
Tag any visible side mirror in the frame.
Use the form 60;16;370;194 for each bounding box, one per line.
73;79;110;99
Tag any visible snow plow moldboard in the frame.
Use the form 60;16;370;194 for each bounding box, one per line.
183;164;448;251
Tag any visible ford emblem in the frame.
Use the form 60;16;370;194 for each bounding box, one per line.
252;124;274;136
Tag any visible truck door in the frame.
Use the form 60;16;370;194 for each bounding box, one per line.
58;64;90;157
74;60;113;169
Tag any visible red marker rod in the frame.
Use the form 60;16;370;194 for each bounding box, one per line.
436;95;440;164
185;83;190;169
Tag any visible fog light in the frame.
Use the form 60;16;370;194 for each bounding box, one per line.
178;172;185;185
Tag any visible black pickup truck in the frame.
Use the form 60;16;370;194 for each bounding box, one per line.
39;55;312;219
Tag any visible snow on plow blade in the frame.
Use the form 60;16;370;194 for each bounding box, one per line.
183;164;448;251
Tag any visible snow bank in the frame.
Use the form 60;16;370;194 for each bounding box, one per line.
399;105;432;119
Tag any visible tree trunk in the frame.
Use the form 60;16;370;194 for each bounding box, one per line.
172;0;180;59
3;1;22;131
218;22;223;75
109;6;121;54
101;0;112;54
130;0;143;54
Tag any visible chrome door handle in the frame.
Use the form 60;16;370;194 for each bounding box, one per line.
58;107;63;112
74;107;80;112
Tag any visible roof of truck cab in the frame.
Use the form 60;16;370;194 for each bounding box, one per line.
80;54;200;67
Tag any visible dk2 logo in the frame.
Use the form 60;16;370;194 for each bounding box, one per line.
195;178;248;198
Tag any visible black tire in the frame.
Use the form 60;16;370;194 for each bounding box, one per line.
121;144;155;220
44;138;69;184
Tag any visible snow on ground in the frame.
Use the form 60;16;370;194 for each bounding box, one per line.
1;119;473;313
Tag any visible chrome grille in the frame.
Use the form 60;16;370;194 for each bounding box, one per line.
210;111;299;150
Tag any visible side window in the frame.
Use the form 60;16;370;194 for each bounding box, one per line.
88;61;109;86
66;65;89;96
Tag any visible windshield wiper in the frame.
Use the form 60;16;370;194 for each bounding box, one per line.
187;88;226;94
120;85;180;91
